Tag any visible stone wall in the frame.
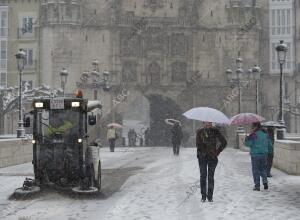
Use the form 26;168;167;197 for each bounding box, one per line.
273;140;300;175
0;139;32;168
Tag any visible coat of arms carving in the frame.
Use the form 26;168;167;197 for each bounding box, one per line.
144;0;164;12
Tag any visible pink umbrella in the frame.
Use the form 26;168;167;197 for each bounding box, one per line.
229;113;265;125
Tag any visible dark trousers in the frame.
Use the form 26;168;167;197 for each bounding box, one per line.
267;154;273;176
173;143;180;155
251;155;268;186
109;139;116;152
198;155;218;200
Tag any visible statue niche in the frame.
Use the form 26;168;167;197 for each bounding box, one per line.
171;61;187;82
122;61;138;82
120;33;140;57
148;62;161;84
170;33;187;57
145;27;166;54
143;0;164;12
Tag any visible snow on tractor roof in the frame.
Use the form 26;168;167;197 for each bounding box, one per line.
87;100;102;111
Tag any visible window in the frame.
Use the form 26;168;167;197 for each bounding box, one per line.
287;9;291;34
0;40;6;69
23;49;34;67
94;90;98;100
270;8;292;36
284;82;289;100
22;17;33;34
0;10;7;37
272;10;276;35
0;72;6;87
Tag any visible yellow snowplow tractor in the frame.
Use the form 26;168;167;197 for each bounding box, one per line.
13;97;103;198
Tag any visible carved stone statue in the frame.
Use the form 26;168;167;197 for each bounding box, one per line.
148;62;161;84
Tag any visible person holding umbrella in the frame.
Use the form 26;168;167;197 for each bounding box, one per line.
183;107;229;203
107;125;119;152
261;121;286;178
171;122;183;155
196;121;227;202
245;122;272;191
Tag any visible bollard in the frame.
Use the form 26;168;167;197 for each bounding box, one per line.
235;126;245;149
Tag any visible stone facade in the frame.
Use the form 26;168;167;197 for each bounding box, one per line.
34;0;268;144
0;0;40;134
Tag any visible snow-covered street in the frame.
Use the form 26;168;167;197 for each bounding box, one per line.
0;147;300;220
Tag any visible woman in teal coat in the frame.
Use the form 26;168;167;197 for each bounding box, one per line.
245;122;272;191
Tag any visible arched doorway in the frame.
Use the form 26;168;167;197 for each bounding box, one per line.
121;92;188;146
146;94;188;146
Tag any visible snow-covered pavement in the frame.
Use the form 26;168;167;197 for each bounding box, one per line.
0;147;300;220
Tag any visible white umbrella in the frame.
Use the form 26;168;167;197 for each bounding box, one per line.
183;107;230;124
164;119;182;126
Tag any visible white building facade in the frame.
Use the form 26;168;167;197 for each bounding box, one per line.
0;6;8;88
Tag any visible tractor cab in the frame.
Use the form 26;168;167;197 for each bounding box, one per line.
14;96;102;197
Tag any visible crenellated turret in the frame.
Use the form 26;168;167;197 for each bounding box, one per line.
41;0;82;26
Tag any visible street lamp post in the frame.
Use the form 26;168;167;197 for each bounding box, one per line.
77;59;110;91
275;40;288;139
226;56;246;149
225;57;245;114
226;56;262;148
15;49;26;138
251;65;262;114
60;68;69;96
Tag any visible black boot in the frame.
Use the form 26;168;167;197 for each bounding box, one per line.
264;183;268;190
253;185;260;191
201;195;206;202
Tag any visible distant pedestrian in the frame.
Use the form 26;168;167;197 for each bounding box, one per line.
128;129;137;147
196;122;227;202
107;126;117;152
144;127;150;146
171;122;183;155
266;127;275;177
245;122;272;191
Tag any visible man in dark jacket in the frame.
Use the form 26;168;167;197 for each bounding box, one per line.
171;122;183;155
196;122;227;202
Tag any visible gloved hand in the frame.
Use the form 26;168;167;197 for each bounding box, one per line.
216;148;222;157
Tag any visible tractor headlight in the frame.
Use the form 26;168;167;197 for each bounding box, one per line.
72;102;80;107
35;102;43;108
78;138;82;143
